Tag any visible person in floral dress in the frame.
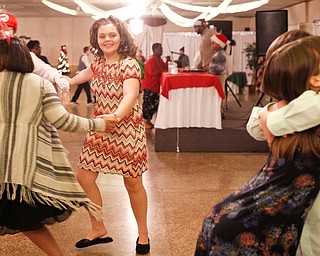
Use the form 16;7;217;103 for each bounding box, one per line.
68;16;150;254
195;36;320;256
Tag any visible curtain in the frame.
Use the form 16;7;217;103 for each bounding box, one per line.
134;28;257;82
231;31;256;84
133;25;164;60
162;32;200;68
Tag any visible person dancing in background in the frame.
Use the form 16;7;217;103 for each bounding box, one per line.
0;35;114;255
70;46;94;105
195;36;320;256
136;48;146;95
0;12;70;93
67;16;150;254
27;39;51;65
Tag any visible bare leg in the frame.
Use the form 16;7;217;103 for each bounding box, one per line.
23;226;63;256
75;168;108;239
124;176;149;244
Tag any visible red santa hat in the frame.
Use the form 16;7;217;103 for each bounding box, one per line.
0;13;17;31
210;33;230;48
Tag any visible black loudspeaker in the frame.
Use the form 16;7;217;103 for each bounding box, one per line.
207;20;233;41
256;10;288;56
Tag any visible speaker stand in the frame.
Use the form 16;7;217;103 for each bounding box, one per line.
255;92;265;107
225;80;242;108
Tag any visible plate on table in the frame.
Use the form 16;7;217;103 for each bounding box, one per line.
181;69;205;73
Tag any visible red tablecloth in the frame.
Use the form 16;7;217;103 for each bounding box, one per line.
160;72;225;100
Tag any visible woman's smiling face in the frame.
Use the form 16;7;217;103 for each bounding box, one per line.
97;23;121;59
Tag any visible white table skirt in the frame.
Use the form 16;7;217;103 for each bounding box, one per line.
155;86;222;129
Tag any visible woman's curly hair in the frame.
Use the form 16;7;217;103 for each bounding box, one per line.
89;15;137;59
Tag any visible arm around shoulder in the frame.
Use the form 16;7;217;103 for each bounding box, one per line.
267;90;320;136
246;104;273;141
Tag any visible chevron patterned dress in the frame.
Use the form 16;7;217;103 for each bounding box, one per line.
77;56;148;178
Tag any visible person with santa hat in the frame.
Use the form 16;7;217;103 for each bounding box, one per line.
0;12;69;92
209;33;232;116
193;19;217;71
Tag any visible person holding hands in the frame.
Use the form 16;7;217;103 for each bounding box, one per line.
68;16;150;254
0;32;115;255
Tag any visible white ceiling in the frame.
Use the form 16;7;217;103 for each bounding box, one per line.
1;0;310;19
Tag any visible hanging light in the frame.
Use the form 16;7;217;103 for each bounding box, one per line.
129;18;144;35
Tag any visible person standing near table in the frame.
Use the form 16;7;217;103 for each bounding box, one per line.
176;46;190;68
193;19;216;71
141;43;166;129
208;33;231;116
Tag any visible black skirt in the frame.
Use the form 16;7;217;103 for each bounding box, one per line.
0;185;73;235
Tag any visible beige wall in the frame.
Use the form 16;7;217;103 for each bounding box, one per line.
16;0;320;67
18;17;93;68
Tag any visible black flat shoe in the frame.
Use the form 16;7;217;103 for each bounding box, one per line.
136;237;150;255
75;236;113;248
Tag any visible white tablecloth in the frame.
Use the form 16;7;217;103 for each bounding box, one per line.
155;86;222;129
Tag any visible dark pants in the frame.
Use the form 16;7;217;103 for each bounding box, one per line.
71;82;92;103
142;89;159;122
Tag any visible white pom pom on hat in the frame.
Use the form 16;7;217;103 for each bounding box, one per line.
193;19;206;26
210;33;230;48
0;13;17;30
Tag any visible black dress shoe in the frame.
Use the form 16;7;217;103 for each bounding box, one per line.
75;236;113;248
136;237;150;254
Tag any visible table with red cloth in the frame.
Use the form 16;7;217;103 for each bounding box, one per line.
154;71;224;130
160;71;225;100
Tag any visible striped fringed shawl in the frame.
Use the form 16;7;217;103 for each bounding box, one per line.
0;71;105;218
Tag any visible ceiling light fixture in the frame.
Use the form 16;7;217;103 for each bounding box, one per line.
129;18;144;35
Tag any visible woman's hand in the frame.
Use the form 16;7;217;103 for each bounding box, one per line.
96;113;121;132
259;100;287;147
258;108;274;147
54;75;70;92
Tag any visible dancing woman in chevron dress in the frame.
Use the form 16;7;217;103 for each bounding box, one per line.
68;16;150;253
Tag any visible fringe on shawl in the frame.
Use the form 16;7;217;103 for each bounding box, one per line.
0;183;103;222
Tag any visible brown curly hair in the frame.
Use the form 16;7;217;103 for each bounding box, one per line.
89;15;137;59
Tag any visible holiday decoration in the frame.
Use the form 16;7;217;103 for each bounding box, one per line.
57;44;70;75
